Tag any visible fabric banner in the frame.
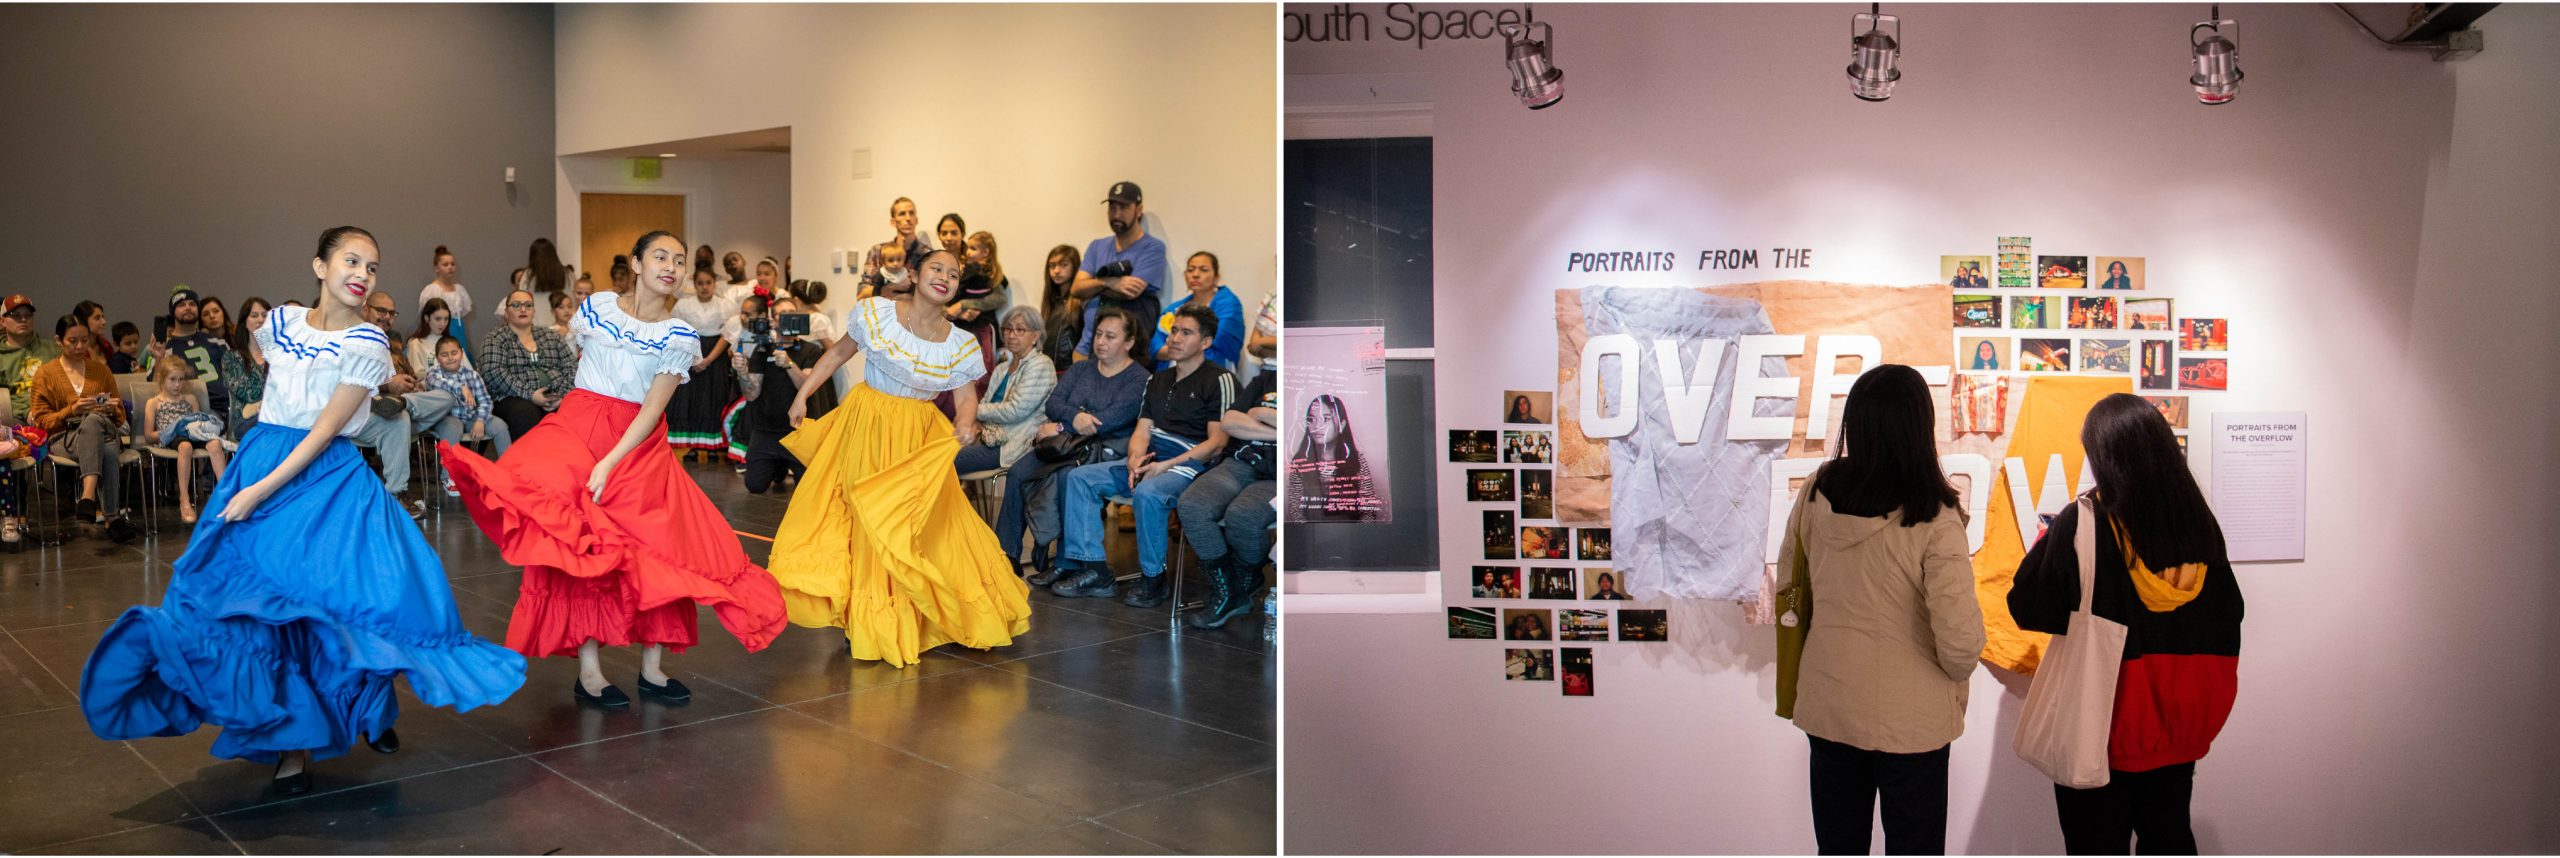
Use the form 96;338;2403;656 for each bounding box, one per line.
1283;326;1391;523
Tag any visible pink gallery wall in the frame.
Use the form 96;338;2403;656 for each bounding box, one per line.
1283;3;2560;854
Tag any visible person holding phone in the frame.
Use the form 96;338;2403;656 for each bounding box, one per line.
31;315;137;541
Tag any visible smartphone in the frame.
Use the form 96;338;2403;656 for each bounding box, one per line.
777;313;810;337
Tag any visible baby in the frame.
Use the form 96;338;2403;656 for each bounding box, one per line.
869;243;911;299
144;362;229;523
424;335;511;495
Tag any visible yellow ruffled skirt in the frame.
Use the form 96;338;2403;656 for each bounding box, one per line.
769;384;1033;667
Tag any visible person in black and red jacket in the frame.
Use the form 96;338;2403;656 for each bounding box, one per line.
2010;393;2245;856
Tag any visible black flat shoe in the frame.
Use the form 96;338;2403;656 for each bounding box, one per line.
636;675;691;703
272;761;311;796
572;678;630;708
366;728;399;755
76;497;98;520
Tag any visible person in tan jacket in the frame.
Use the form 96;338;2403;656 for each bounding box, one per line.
1777;364;1984;856
30;314;136;542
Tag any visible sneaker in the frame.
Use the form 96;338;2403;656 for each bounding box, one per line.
398;494;427;521
1;517;21;546
1122;573;1171;609
442;477;460;497
1050;566;1120;599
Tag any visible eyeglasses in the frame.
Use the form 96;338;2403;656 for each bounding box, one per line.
1001;325;1038;334
505;301;535;309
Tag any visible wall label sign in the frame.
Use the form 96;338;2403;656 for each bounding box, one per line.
1285;3;1539;49
1563;248;1817;273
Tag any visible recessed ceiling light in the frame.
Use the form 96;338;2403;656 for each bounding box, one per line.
658;153;679;158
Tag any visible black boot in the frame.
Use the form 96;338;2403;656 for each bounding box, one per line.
1185;554;1234;622
1025;549;1072;588
1189;555;1261;629
1122;572;1171;609
1051;565;1118;599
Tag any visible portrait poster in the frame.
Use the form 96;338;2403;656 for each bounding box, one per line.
1283;325;1390;523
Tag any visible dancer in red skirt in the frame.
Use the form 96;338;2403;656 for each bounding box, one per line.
442;231;785;707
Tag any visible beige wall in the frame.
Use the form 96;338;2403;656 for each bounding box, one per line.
553;3;1277;333
558;152;792;304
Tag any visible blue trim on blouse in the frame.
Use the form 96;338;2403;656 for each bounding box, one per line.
578;295;696;352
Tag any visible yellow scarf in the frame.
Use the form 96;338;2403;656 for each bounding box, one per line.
2111;515;2207;612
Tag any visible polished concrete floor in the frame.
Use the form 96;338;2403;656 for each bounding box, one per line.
0;458;1275;855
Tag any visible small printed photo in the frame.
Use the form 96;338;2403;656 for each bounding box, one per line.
2146;395;2191;430
1559;609;1611;642
2019;338;2074;372
1583;568;1631;600
1519;526;1571;560
1448;607;1497;639
2140;340;2176;391
1464;469;1516;502
1953;294;2003;328
1501;390;1553;425
1449;430;1498;463
2038;255;2090;289
1951;374;2014;435
1503;608;1552;641
1562;647;1595;697
2011;295;2057;329
1997;236;2034;288
1577;528;1614;561
1959;336;2012;372
2179;357;2229;391
1527;568;1577;600
2180;318;2229;352
2124;297;2173;331
2079;339;2133;373
1469;566;1522;599
1483;511;1516;560
2094;256;2145;290
1503;430;1553;464
1519;469;1554;520
2178;436;2191;456
1619;609;1670;642
2069;296;2119;330
1504;648;1555;681
1942;255;1994;290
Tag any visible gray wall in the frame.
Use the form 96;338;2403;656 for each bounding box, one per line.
0;4;554;338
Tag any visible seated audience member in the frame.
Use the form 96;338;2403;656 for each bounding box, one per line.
156;288;231;420
1050;307;1235;607
352;290;453;519
218;297;273;437
1011;309;1149;583
142;361;229;523
954;305;1056;475
31;315;137;542
0;295;63;415
1174;359;1278;628
409;298;468;373
107;321;143;374
423;334;510;493
1245;289;1278;384
1150;251;1246;370
479;288;576;442
730;294;837;493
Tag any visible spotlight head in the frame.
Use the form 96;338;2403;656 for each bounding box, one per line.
1501;22;1564;110
1847;7;1902;102
2190;13;2242;105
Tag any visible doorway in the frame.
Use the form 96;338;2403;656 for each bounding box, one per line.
578;192;686;287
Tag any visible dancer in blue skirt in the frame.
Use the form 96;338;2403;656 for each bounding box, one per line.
80;226;525;795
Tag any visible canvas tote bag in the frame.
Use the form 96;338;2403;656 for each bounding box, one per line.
2014;498;2129;788
1773;472;1818;720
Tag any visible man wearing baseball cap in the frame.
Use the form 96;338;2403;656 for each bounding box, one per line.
1070;180;1168;363
0;295;61;417
157;285;231;418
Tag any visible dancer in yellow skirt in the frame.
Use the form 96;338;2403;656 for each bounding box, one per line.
773;248;1031;665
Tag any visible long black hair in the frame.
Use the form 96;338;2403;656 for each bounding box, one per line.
527;237;567;293
1814;364;1958;525
1291;394;1366;476
229;296;272;361
2082;393;2225;567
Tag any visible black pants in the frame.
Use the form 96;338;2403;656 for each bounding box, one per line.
741;424;802;494
1808;734;1949;856
493;396;549;444
2054;762;2198;855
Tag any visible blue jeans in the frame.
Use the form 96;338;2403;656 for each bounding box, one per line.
1061;433;1202;578
994;436;1124;563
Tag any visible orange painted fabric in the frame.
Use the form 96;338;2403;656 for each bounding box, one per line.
1974;375;2131;675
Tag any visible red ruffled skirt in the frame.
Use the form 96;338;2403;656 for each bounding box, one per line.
440;390;785;658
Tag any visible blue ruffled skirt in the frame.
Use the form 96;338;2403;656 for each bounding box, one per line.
79;422;525;763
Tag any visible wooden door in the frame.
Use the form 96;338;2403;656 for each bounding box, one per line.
578;193;686;289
